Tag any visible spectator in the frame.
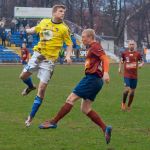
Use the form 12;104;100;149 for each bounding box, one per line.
7;31;12;47
1;31;6;47
20;43;29;65
22;18;27;28
27;34;33;48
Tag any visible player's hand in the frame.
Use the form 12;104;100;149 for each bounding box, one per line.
64;56;72;64
118;68;122;75
138;63;143;69
103;72;110;84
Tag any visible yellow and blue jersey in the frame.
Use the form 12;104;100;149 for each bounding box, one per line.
33;18;72;61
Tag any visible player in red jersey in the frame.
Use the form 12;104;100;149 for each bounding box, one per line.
39;29;112;144
118;40;144;111
20;43;29;65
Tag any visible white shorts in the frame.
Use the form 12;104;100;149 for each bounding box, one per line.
23;51;55;84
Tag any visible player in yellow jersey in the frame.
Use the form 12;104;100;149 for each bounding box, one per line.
19;5;72;127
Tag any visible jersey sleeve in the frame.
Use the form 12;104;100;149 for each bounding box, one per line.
137;52;143;61
34;19;45;33
91;44;106;58
121;52;125;62
62;26;72;46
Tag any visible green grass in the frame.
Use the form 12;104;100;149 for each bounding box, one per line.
0;64;150;150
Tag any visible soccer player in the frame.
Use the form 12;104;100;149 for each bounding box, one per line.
118;40;144;111
39;29;112;144
20;43;29;65
19;5;72;126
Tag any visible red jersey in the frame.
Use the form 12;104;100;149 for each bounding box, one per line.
121;49;142;79
21;48;29;61
85;42;106;78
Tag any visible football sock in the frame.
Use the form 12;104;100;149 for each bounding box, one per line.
128;92;134;107
23;77;34;88
122;90;129;103
51;103;73;124
30;96;43;118
87;110;106;132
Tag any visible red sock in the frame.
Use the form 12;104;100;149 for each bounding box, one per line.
52;103;73;124
128;93;134;107
87;110;106;132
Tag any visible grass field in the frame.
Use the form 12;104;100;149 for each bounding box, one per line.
0;64;150;150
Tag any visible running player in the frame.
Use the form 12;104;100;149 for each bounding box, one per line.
118;40;144;111
39;29;112;144
19;5;72;126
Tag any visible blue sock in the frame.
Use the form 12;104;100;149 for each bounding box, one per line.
30;96;43;118
23;77;34;88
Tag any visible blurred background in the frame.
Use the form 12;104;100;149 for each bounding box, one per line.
0;0;150;63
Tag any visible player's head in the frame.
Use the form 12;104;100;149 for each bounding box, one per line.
22;43;26;48
82;29;96;45
52;5;66;20
128;40;137;51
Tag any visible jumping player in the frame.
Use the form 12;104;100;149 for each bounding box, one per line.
19;5;72;126
118;40;144;111
39;29;112;144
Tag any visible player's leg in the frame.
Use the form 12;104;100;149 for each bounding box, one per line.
19;52;41;96
127;79;137;111
25;62;54;126
81;99;106;132
39;93;80;129
121;77;130;110
25;81;47;126
81;99;112;144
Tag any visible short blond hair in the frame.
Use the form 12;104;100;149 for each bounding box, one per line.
82;29;95;40
52;5;66;13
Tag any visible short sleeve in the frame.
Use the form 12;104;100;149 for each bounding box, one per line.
137;52;143;61
121;52;125;62
34;19;45;33
91;43;105;58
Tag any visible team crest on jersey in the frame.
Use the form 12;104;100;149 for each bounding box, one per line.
129;54;133;56
43;30;53;40
126;57;129;62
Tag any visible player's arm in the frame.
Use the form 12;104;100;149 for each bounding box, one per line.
100;55;110;84
118;59;124;74
26;49;30;62
118;52;124;74
63;27;73;64
138;53;144;68
26;27;36;34
65;45;72;64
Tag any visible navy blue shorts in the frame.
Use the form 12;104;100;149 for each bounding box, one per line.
73;74;103;101
124;77;137;89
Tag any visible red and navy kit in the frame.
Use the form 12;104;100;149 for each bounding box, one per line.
121;49;142;89
21;48;29;65
73;42;108;101
85;42;106;78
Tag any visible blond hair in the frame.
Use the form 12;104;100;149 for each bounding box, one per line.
52;5;66;13
82;29;95;40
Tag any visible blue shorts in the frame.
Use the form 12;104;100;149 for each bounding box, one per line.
73;74;103;101
124;77;137;89
22;60;27;65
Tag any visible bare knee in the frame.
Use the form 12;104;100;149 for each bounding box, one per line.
19;72;31;80
129;89;135;96
66;93;79;105
37;83;47;98
80;100;92;114
124;87;130;94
